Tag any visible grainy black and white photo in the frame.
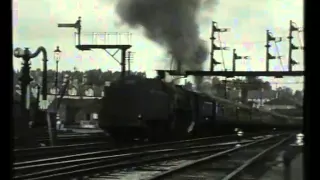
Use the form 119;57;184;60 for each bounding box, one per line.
12;0;304;179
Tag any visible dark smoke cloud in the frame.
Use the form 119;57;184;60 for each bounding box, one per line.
115;0;218;88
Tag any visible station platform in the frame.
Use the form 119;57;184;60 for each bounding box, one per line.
260;152;303;180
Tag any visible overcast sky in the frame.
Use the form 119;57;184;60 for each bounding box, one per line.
13;0;304;91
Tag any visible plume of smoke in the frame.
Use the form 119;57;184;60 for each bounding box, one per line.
115;0;218;88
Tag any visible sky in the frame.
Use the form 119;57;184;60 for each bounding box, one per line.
12;0;304;91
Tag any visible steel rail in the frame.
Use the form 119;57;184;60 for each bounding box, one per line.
145;133;290;180
14;142;113;162
14;133;240;167
13;133;284;180
14;140;253;175
14;132;278;168
221;135;293;180
13;142;249;180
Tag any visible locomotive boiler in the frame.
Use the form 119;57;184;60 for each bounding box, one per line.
98;75;302;142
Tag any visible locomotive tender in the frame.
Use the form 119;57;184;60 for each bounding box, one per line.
98;75;302;141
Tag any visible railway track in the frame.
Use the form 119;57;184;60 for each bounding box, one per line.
143;134;297;180
14;132;108;149
14;142;114;162
91;133;298;180
12;132;276;180
14;133;242;163
36;133;108;146
14;133;110;161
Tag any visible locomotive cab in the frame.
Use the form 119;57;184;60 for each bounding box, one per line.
99;76;171;141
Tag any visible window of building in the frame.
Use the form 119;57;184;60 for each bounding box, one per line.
68;87;77;96
50;87;59;94
92;113;98;119
85;88;94;96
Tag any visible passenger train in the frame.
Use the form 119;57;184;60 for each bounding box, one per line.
98;75;302;142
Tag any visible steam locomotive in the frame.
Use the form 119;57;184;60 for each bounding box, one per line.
98;75;302;142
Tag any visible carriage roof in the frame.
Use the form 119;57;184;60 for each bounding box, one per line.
112;76;302;120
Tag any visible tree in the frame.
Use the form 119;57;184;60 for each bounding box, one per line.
276;86;294;98
211;77;220;87
243;77;271;91
85;69;103;86
14;69;147;87
200;81;212;93
184;81;193;90
262;81;272;91
293;90;303;101
231;78;242;90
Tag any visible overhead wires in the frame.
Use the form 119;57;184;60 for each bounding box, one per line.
274;42;284;71
292;22;304;49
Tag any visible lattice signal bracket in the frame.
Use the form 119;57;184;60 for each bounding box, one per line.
74;32;132;46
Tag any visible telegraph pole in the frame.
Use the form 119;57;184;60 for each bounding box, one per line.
232;49;249;72
210;21;229;71
127;51;134;75
288;20;299;71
